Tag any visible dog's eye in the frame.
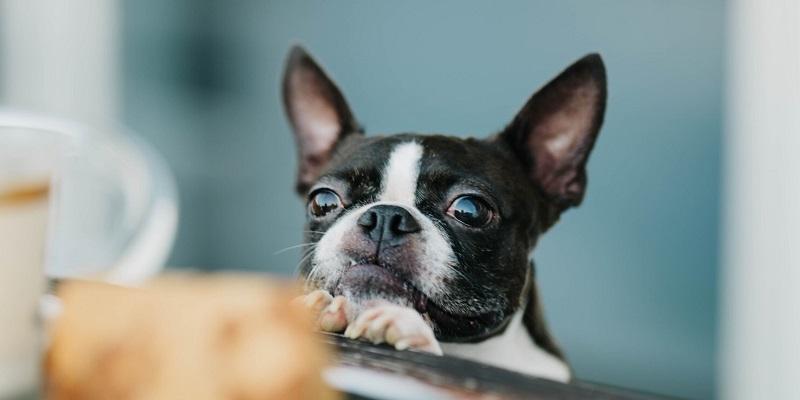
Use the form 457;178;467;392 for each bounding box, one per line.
447;195;493;227
309;189;342;217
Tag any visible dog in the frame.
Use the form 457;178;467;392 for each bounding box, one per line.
284;46;606;382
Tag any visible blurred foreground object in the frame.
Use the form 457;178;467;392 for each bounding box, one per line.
46;275;338;400
0;177;50;397
721;0;800;399
0;111;178;398
0;110;178;284
0;111;177;397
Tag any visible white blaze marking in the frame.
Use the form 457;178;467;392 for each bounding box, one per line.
380;141;423;205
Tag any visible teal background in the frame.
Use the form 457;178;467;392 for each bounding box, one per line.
122;1;723;398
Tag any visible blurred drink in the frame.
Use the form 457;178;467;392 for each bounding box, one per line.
0;179;50;398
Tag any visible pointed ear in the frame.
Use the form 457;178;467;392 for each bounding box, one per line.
496;54;607;228
282;45;361;195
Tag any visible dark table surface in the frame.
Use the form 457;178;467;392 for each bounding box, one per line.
323;333;672;400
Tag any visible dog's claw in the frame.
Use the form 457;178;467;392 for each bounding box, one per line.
344;305;442;355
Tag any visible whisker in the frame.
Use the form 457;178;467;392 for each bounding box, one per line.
301;247;331;289
273;242;317;255
305;268;318;287
295;248;316;275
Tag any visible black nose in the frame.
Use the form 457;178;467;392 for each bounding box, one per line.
356;205;421;245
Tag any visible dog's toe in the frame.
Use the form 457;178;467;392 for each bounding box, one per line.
293;289;333;315
294;290;349;332
318;295;348;333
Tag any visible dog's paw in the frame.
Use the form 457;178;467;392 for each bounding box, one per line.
292;290;348;333
344;305;442;355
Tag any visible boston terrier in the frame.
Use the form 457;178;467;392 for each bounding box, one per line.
284;46;606;382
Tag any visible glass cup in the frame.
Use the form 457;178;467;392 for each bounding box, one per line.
0;109;178;398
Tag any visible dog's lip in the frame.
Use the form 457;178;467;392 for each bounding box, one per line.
336;262;488;317
335;262;429;313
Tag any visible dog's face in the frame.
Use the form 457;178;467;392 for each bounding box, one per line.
282;47;606;342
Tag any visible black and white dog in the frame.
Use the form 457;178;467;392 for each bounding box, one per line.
284;46;606;382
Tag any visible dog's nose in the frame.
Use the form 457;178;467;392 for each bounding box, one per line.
357;205;421;244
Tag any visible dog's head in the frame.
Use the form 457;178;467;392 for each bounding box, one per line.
282;47;606;341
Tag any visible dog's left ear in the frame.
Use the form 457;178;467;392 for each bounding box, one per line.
495;54;606;230
282;46;361;195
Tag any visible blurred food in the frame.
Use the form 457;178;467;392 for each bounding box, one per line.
45;275;339;400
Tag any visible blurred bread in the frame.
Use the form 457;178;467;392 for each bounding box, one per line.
45;275;338;400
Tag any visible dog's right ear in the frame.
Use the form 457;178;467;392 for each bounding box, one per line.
282;46;361;195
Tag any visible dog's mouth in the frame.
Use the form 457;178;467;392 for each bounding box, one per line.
333;263;430;313
332;262;507;341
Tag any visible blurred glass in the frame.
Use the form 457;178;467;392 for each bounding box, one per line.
0;110;177;398
0;125;55;398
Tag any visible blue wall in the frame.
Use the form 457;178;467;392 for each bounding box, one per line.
123;1;723;398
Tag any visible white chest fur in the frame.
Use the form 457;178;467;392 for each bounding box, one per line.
440;311;571;382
